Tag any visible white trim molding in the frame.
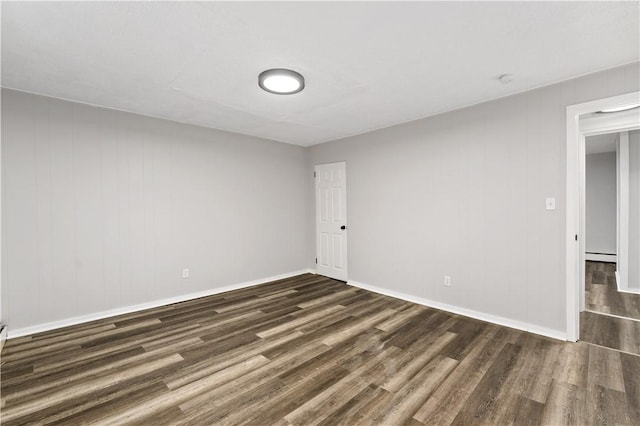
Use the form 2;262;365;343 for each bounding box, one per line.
617;131;630;292
585;253;616;262
566;91;640;342
348;280;566;341
580;108;640;136
7;269;315;339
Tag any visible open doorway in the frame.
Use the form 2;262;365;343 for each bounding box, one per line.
566;92;640;351
582;130;640;354
566;92;640;344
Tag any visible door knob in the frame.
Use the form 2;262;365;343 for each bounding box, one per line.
340;225;347;230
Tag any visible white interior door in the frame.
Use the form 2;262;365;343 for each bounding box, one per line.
315;162;348;281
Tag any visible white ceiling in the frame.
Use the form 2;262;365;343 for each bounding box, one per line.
2;2;639;146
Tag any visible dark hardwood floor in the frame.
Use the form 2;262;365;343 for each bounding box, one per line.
585;260;640;320
581;311;640;355
582;261;640;355
2;273;639;425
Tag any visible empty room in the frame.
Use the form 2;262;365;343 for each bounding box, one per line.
1;1;639;425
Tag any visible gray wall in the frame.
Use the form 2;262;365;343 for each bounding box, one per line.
629;130;640;290
585;151;617;255
3;62;639;336
1;89;310;331
0;88;3;327
308;62;639;335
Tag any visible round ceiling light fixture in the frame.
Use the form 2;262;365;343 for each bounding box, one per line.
259;68;305;95
597;103;640;113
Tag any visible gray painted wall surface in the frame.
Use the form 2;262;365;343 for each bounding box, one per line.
1;89;310;331
309;62;639;335
585;151;617;255
629;130;640;290
0;88;3;327
2;62;639;335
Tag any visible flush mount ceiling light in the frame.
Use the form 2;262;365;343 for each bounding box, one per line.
597;103;640;113
258;68;305;95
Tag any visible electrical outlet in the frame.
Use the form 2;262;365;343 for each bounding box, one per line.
444;275;451;287
182;268;189;279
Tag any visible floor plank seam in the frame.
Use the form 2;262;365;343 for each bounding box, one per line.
580;340;640;358
584;309;640;323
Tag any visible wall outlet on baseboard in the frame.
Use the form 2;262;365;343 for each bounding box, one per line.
182;268;189;279
444;275;451;287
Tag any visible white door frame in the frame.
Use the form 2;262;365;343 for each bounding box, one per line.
617;131;630;294
566;91;640;342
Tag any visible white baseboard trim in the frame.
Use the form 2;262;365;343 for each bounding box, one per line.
8;269;315;339
585;253;616;262
347;280;566;341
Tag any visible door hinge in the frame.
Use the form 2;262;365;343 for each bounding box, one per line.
314;171;316;178
315;258;317;264
575;234;578;241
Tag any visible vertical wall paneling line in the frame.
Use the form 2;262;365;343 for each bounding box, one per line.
636;131;640;290
145;131;156;300
117;117;124;308
47;99;55;320
143;131;149;300
126;119;132;305
480;111;488;317
71;104;80;318
151;132;157;295
524;96;533;329
617;136;621;289
536;93;544;330
115;115;123;308
31;94;43;324
4;94;13;328
127;121;133;306
99;111;106;311
35;95;55;322
2;93;11;329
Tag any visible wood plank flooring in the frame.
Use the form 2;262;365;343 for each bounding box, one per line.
582;260;640;355
2;273;639;425
585;260;640;320
581;311;640;355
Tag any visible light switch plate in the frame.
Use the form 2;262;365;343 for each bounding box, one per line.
545;197;556;210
